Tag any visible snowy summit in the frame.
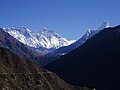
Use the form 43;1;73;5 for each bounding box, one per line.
98;21;110;30
3;27;75;49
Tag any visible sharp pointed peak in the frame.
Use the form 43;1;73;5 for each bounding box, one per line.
43;27;47;30
19;26;31;32
40;27;49;32
98;21;110;30
39;27;55;34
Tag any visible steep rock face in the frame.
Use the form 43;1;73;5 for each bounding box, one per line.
45;25;120;90
3;27;75;49
0;47;93;90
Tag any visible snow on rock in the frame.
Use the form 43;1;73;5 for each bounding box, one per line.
98;21;110;30
3;27;75;49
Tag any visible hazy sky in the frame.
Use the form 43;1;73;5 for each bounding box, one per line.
0;0;120;40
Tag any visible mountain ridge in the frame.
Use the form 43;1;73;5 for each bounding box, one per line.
47;21;110;57
3;27;75;49
0;28;49;65
44;25;120;90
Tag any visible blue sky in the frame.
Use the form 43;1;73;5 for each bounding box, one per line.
0;0;120;40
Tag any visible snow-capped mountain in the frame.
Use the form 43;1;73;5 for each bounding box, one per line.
3;27;75;49
73;21;110;46
0;28;48;65
50;21;110;56
84;21;110;40
98;21;110;30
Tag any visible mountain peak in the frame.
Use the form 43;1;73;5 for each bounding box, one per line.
98;21;110;30
3;27;74;49
41;27;48;31
43;27;47;30
19;26;31;32
40;27;55;34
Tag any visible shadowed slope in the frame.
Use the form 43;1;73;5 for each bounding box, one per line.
45;25;120;90
0;47;93;90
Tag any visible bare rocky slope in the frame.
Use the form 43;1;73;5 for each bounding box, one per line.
0;47;93;90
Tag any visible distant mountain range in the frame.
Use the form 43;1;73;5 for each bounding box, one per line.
45;25;120;90
3;27;75;49
47;21;110;57
1;21;118;90
0;28;51;65
1;22;110;66
3;22;109;51
1;27;76;65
